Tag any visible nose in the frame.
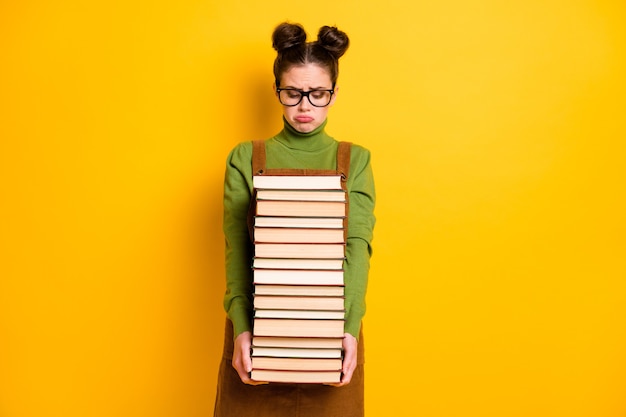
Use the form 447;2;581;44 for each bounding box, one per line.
298;95;311;110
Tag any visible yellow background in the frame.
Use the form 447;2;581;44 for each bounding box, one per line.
1;1;625;416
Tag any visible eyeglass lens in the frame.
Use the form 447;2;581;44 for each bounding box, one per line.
278;89;332;107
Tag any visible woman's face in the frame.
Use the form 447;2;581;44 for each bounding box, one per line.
275;63;337;133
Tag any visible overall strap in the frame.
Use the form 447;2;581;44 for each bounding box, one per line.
336;141;352;187
252;140;266;175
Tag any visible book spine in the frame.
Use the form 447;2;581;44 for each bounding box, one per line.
254;243;346;259
253;269;344;286
253;318;345;338
252;175;343;190
254;227;345;244
253;295;345;311
256;200;347;218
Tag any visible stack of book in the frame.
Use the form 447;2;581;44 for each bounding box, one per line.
250;175;346;384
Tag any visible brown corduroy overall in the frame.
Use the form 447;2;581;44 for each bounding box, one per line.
213;140;365;417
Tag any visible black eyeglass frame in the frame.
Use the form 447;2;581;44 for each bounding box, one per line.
275;87;335;107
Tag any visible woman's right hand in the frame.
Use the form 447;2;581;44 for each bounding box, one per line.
232;331;267;385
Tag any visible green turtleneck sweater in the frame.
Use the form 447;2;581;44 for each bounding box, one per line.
223;118;376;339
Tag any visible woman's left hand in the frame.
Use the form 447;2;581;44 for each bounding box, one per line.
329;333;358;387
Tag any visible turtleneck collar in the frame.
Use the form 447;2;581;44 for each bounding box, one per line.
274;117;335;151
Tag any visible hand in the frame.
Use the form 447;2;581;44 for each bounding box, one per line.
231;331;267;385
329;333;358;387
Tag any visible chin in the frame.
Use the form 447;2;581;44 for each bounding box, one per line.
288;121;313;133
296;125;315;133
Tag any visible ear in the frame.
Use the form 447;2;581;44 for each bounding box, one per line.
329;85;339;106
273;82;278;97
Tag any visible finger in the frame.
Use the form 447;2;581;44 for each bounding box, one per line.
233;358;251;384
341;356;357;384
327;363;355;387
243;350;252;374
233;359;249;382
248;379;270;386
341;367;354;385
241;368;270;385
328;372;351;387
237;366;270;385
233;358;270;385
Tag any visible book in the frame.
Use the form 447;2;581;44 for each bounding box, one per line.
251;336;343;349
256;200;346;217
250;369;341;384
254;216;344;229
253;318;344;338
254;243;345;259
254;227;345;244
251;346;343;359
253;269;344;286
254;284;344;297
253;175;343;190
254;309;345;320
256;189;346;202
254;295;344;311
252;257;344;270
251;356;342;371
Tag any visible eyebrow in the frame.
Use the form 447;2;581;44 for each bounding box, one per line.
282;86;332;90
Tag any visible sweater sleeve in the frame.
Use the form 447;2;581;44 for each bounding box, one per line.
222;142;254;339
343;146;376;338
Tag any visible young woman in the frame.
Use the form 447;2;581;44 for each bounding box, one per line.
214;22;375;417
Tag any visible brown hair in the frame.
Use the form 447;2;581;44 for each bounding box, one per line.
272;22;350;87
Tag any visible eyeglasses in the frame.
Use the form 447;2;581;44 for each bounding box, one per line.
276;88;335;107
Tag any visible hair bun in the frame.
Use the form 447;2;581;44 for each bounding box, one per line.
316;26;350;59
272;22;307;52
